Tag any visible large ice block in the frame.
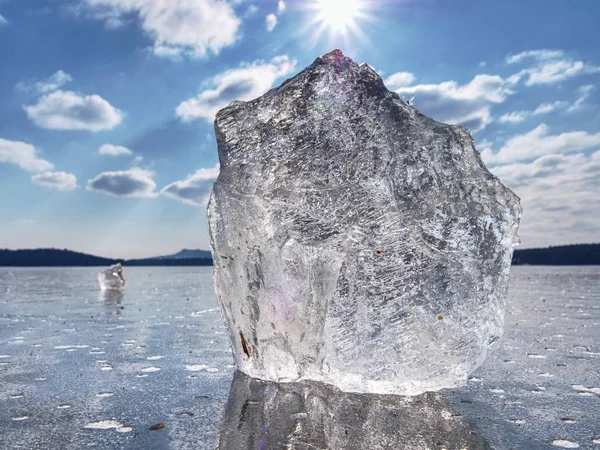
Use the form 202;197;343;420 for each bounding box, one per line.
208;49;521;395
98;263;125;291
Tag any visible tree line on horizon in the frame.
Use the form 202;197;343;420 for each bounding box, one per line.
0;244;598;266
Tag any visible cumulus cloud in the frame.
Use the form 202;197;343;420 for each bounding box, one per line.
176;55;297;122
489;151;600;247
384;71;416;89
506;49;600;86
31;171;78;191
161;163;219;206
277;1;286;13
395;74;514;132
481;124;600;165
99;143;133;156
79;0;241;59
86;168;157;198
266;13;277;31
24;90;123;131
0;138;54;172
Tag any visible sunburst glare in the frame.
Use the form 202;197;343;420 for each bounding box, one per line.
316;0;364;32
302;0;372;49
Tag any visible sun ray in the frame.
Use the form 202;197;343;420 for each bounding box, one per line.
298;0;374;50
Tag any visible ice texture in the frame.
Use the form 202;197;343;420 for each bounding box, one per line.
208;49;521;395
98;263;125;290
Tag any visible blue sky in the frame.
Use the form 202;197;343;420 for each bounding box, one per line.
0;0;598;258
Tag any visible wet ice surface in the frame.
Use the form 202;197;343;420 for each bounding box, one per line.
0;266;599;449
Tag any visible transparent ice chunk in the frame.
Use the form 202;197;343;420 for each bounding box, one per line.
98;263;125;291
208;50;521;395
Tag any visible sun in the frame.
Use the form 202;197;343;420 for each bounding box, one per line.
316;0;364;32
300;0;372;49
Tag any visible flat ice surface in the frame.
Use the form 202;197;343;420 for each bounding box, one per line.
0;266;599;449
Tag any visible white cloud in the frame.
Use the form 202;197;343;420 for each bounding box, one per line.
86;167;157;198
566;85;594;112
16;70;73;94
80;0;241;59
506;49;600;86
489;151;600;247
161;163;219;206
533;101;568;115
36;70;73;93
0;14;8;26
24;90;123;131
498;100;570;124
266;13;277;31
524;60;589;85
498;111;528;123
481;124;600;165
176;55;297;122
31;171;78;191
384;71;416;89
277;1;286;13
395;74;514;132
506;49;565;64
0;138;54;172
99;144;133;156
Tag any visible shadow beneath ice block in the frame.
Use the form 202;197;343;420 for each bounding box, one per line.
218;371;491;449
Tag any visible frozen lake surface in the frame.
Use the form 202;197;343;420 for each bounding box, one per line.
0;266;599;449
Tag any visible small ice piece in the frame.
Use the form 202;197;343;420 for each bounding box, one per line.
98;263;125;290
96;392;114;398
11;415;29;421
84;420;132;433
185;364;209;372
552;440;579;448
208;49;521;395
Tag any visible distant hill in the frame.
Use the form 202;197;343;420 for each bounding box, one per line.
125;256;212;267
512;243;600;265
0;249;118;267
150;248;212;260
1;244;598;267
0;248;212;267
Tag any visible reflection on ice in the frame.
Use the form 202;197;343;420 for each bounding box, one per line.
99;287;124;315
218;371;490;450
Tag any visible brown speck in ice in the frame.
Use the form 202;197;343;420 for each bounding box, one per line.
239;330;250;358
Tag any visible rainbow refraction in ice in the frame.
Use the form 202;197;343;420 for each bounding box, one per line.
208;50;521;395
